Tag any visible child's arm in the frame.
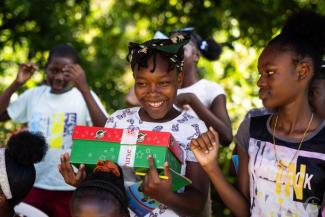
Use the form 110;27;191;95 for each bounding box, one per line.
63;64;107;127
142;155;209;216
191;127;250;217
176;93;232;146
0;63;37;121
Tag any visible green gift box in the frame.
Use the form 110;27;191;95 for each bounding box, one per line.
70;126;191;190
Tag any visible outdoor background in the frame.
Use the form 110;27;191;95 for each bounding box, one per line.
0;0;324;216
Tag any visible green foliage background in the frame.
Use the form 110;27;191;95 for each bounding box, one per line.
0;0;324;216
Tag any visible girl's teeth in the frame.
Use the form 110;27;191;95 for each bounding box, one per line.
148;101;164;107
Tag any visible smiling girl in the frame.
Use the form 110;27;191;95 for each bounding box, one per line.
60;37;209;217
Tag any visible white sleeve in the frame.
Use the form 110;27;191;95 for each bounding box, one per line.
85;90;109;124
203;80;226;104
7;89;33;123
186;120;208;162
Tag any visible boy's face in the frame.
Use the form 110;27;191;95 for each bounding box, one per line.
134;55;183;121
309;79;325;119
45;56;74;94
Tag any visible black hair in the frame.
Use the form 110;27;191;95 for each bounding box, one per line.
127;36;189;74
47;44;80;66
71;164;130;217
5;131;47;207
170;27;222;61
314;61;325;80
267;11;325;80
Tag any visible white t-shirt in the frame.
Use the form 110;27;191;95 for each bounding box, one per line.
177;79;225;118
105;107;207;217
7;85;107;190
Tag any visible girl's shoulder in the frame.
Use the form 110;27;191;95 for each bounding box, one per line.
105;107;140;126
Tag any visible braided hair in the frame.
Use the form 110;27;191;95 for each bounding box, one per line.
71;161;130;217
127;35;189;74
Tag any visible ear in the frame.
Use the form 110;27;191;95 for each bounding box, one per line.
177;71;184;88
193;49;200;63
296;62;311;81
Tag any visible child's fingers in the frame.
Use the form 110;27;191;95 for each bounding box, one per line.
201;133;213;153
190;139;201;151
75;164;86;183
195;134;210;153
163;161;171;179
147;155;160;182
209;127;219;144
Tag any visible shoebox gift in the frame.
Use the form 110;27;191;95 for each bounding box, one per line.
70;126;191;190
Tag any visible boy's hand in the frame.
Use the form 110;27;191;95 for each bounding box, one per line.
190;127;220;172
62;64;89;93
58;152;86;187
16;63;37;85
142;155;173;202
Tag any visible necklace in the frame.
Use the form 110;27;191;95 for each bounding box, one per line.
272;113;314;169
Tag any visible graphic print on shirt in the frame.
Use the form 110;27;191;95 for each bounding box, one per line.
29;112;77;149
248;115;325;217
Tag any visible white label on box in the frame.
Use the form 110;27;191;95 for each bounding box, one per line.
118;145;137;167
121;129;139;144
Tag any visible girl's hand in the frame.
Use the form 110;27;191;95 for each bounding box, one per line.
58;152;86;187
175;93;196;109
190;127;220;172
142;155;173;202
16;63;37;85
62;64;89;93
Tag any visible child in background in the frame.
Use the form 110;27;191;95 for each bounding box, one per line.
309;62;325;119
0;44;107;217
60;36;209;217
170;28;232;217
190;11;325;217
71;160;129;217
0;131;47;217
171;28;232;146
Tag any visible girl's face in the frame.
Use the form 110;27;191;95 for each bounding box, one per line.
309;79;325;119
257;44;304;109
134;55;183;122
45;56;74;93
72;200;126;217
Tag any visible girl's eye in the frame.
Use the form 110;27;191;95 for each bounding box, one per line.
266;71;274;76
159;81;170;86
136;82;146;87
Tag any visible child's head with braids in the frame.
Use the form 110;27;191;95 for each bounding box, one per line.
257;11;325;110
126;36;188;122
0;131;47;215
71;160;129;217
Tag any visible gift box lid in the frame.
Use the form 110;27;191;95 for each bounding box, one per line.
72;126;184;164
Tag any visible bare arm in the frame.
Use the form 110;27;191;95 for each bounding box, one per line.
142;157;209;216
191;127;250;217
63;64;107;127
0;63;36;121
177;93;232;146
